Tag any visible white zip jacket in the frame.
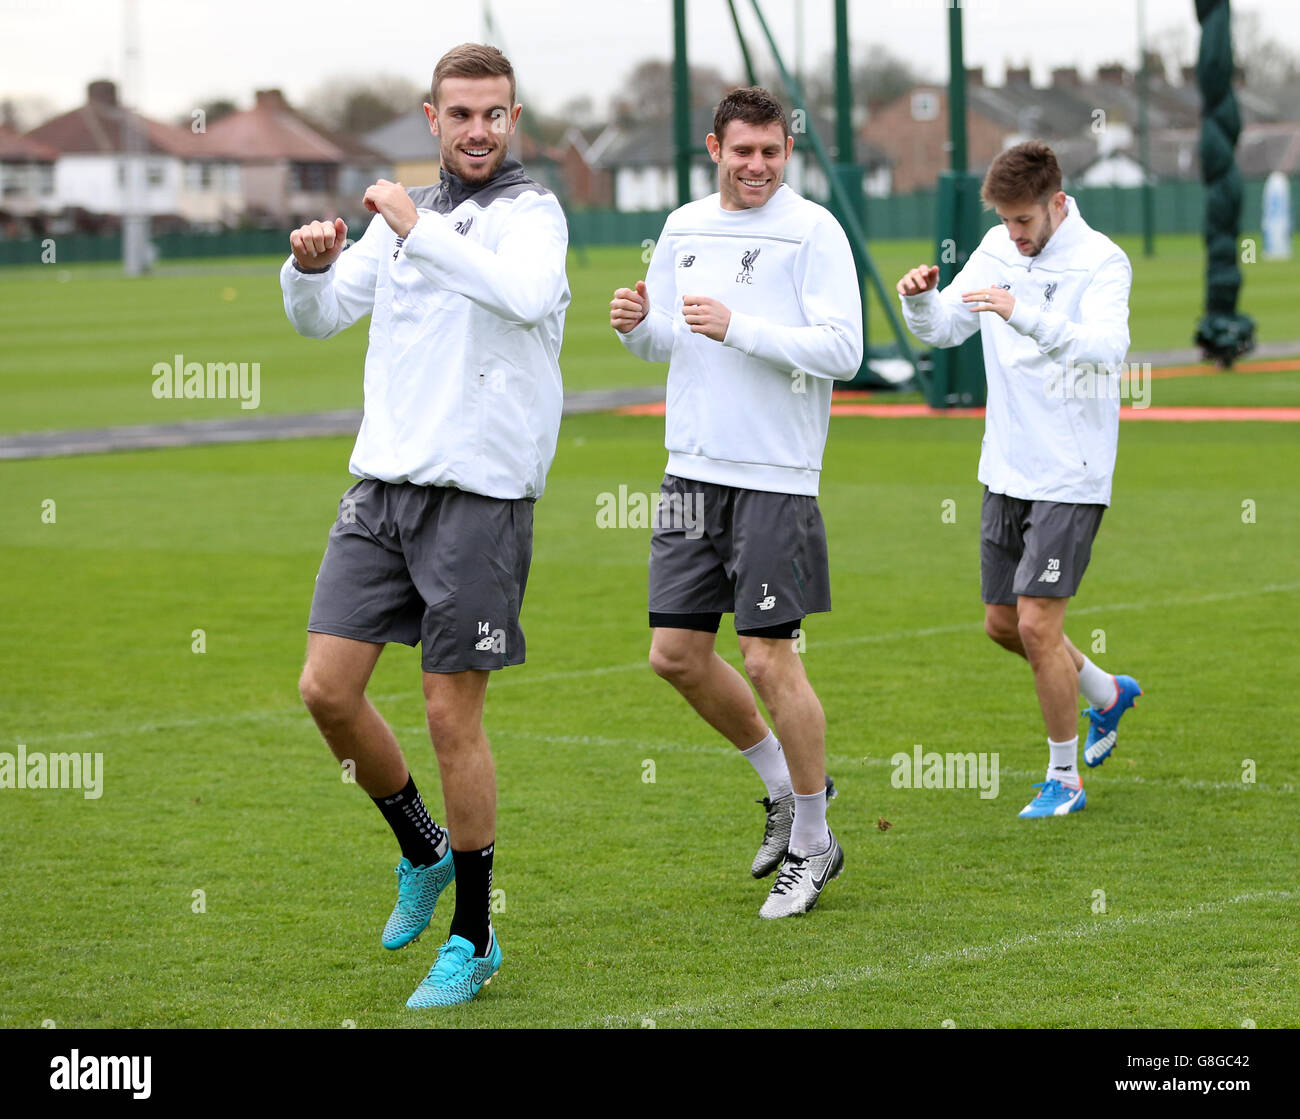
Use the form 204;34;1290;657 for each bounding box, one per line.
280;158;570;499
619;184;863;496
900;197;1132;505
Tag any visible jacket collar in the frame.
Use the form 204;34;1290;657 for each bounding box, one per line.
1031;194;1087;265
439;154;529;209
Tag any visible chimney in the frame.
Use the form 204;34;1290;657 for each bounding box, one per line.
966;66;985;87
1181;64;1198;86
1051;67;1081;88
255;89;288;111
1141;50;1167;83
1005;66;1032;86
1097;64;1128;85
87;79;118;107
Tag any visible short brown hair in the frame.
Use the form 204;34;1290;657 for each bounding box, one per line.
431;43;516;108
712;86;788;144
981;140;1062;208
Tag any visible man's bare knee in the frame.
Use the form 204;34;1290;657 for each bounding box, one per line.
299;666;363;726
649;634;710;686
1017;611;1061;659
985;614;1019;648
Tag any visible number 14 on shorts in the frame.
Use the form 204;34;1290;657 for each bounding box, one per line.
475;620;505;653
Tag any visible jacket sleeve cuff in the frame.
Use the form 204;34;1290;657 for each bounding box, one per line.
289;257;332;276
1006;296;1039;335
399;212;437;258
721;309;757;354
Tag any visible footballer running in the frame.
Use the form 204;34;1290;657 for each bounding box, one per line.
282;44;569;1005
611;87;864;917
897;140;1142;819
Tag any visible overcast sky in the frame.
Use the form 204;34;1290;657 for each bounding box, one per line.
4;0;1298;125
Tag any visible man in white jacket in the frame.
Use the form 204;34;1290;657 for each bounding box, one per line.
897;141;1142;819
282;44;569;1006
611;88;863;918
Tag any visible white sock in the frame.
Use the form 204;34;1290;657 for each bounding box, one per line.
1048;737;1079;785
790;790;830;856
1077;656;1118;710
741;731;792;801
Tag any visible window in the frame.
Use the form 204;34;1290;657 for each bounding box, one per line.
292;162;337;192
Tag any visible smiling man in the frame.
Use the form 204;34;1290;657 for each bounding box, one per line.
281;43;569;1007
896;140;1142;820
611;87;862;919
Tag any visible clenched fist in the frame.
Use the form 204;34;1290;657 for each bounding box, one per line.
290;218;348;272
896;264;939;297
610;281;649;334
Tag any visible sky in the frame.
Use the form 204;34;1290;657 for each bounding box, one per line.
3;0;1298;126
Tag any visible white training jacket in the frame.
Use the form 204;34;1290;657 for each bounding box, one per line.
619;184;863;497
280;158;570;500
900;197;1132;505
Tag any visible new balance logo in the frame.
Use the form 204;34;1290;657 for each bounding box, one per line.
678;254;695;268
757;595;776;611
735;247;760;283
475;623;505;653
1039;557;1062;584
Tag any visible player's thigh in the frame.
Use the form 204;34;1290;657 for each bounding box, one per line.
728;489;830;632
1013;500;1105;599
648;475;732;616
307;480;425;649
405;488;534;672
649;624;720;676
980;488;1029;607
301;632;385;703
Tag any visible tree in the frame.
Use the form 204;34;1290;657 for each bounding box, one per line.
609;59;736;123
793;43;927;121
304;75;427;135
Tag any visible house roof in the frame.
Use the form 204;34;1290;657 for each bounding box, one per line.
363;110;435;162
596;106;889;171
27;80;209;159
206;89;385;163
0;124;57;162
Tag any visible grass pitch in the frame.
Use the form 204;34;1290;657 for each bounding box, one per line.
1;234;1297;435
1;411;1297;1027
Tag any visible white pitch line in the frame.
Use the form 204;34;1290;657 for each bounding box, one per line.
13;581;1300;748
372;578;1300;694
585;888;1297;1028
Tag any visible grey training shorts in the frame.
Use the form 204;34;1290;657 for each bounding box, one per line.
980;488;1104;605
307;478;534;672
648;473;831;637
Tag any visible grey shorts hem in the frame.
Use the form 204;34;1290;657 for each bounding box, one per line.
420;658;522;675
307;623;415;648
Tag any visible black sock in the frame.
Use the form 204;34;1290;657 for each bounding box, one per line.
371;776;447;867
448;843;494;956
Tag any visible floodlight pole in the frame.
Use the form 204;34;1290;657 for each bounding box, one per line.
121;0;150;276
926;1;986;407
673;0;692;207
1137;0;1155;257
